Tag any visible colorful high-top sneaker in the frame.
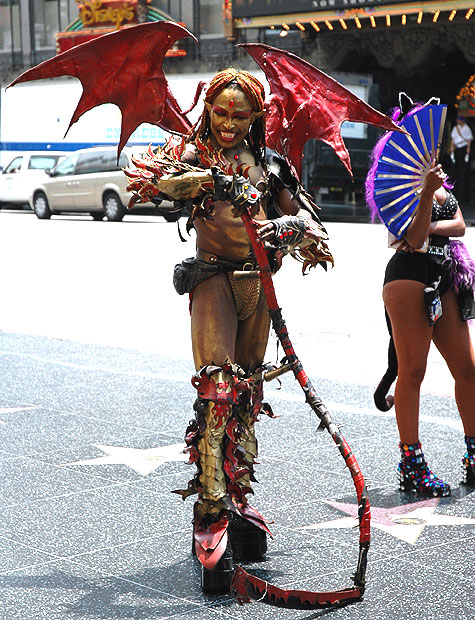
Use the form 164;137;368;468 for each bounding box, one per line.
462;436;475;486
398;442;451;497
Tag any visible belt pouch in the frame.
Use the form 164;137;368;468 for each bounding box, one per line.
173;257;219;295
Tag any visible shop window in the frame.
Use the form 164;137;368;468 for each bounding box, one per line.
0;0;21;55
181;1;193;30
59;0;71;31
199;0;224;36
151;1;182;21
150;1;193;33
32;0;60;50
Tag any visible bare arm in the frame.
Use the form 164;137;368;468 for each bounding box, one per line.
273;187;312;218
403;163;446;249
429;205;466;237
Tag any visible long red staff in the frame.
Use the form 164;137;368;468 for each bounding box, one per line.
229;210;371;610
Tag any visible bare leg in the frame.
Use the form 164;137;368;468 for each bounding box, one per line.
432;289;475;436
191;273;238;369
383;280;433;444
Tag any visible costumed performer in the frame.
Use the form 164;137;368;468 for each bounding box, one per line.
128;68;333;593
366;97;475;498
7;22;402;601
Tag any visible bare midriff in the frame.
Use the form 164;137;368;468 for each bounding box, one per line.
193;150;267;261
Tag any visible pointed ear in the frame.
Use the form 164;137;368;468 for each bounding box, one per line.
425;97;440;106
204;101;212;113
252;110;265;119
398;92;414;116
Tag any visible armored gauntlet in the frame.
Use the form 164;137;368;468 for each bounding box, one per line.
211;168;260;216
270;215;309;251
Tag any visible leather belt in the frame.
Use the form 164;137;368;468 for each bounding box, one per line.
427;244;447;257
197;248;257;271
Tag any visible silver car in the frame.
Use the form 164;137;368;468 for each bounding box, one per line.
29;146;180;222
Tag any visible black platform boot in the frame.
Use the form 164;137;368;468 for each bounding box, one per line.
398;442;451;497
228;514;267;562
194;516;267;563
200;538;234;594
462;436;475;485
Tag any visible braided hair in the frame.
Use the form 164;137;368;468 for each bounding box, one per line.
191;68;266;166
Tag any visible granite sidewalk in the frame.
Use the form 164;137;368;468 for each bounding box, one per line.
0;331;474;620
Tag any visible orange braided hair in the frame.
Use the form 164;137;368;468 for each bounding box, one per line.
204;68;265;112
192;68;267;165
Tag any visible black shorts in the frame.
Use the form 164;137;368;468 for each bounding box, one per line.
384;252;452;296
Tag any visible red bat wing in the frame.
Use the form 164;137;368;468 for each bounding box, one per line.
9;22;197;153
240;43;400;178
159;88;195;136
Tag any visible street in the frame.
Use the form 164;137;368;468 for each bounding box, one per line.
0;210;474;619
2;210;473;395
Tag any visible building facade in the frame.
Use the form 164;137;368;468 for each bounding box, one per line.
0;1;229;83
228;1;475;215
2;1;475;216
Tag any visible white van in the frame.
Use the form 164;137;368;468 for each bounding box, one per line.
29;146;180;222
0;152;65;209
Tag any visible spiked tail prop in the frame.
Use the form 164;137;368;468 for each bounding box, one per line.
232;565;363;609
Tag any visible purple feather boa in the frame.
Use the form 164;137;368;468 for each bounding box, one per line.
365;128;393;222
446;240;475;293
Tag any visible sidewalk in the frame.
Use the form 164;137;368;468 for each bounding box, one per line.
0;331;474;620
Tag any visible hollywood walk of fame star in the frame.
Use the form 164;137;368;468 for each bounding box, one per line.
62;442;189;476
0;406;37;415
300;498;475;544
0;406;38;424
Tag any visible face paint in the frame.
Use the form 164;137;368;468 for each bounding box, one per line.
208;87;255;149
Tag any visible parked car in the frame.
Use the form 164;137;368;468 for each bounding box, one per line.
29;146;182;222
0;151;66;209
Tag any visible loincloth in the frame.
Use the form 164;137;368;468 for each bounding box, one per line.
226;271;262;321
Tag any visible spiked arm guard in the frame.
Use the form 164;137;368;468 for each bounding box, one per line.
270;215;311;250
266;214;332;273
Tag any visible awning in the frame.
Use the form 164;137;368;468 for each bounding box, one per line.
233;1;475;33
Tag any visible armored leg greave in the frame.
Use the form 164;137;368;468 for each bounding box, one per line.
195;396;233;503
234;404;257;491
176;363;270;582
228;375;267;562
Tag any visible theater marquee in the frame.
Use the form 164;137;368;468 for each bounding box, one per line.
233;0;421;19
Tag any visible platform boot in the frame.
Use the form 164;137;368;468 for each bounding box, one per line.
462;436;475;485
398;441;451;497
228;390;267;562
